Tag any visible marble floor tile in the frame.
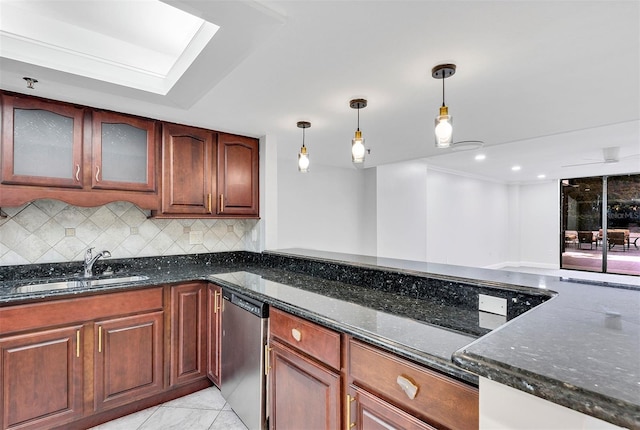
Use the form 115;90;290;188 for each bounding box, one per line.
89;387;249;430
161;386;227;410
138;407;220;430
89;406;159;429
209;410;249;430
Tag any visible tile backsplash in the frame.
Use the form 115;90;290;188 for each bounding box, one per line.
0;199;259;266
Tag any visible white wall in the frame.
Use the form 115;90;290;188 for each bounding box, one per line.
516;181;559;269
376;162;427;261
276;159;368;254
276;156;561;269
425;168;510;267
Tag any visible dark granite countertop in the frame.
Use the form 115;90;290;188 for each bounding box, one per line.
270;249;640;429
1;249;639;428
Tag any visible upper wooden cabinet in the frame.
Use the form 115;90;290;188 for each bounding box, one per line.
1;94;85;188
160;123;217;216
156;126;259;218
0;92;160;210
217;133;259;217
0;92;259;217
90;110;157;192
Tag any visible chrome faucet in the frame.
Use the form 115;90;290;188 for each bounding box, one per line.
84;247;111;278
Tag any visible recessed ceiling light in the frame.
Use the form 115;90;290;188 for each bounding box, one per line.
537;174;546;179
0;0;219;95
474;154;486;161
511;165;521;171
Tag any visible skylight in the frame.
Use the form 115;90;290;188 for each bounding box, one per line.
0;0;219;94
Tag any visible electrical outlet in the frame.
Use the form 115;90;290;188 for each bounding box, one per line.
479;294;507;316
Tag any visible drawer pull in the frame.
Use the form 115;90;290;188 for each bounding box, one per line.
291;328;302;342
346;394;356;429
397;375;418;400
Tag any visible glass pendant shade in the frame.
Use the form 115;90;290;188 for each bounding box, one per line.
298;145;309;172
434;105;453;148
352;129;365;164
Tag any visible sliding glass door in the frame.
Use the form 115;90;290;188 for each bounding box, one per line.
561;177;603;273
561;174;639;276
606;175;640;275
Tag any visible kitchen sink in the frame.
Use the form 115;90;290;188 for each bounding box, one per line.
16;275;149;293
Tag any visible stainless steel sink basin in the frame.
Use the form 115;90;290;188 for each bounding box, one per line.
16;275;149;293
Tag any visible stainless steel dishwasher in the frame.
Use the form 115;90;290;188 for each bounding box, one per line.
221;288;269;430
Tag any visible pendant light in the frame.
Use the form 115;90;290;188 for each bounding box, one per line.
432;64;456;148
350;98;367;166
297;121;311;173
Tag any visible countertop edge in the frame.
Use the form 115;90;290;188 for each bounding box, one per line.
452;349;640;429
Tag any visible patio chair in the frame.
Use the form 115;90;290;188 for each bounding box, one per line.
608;231;627;251
577;231;595;249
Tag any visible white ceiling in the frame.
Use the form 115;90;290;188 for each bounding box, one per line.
1;0;638;183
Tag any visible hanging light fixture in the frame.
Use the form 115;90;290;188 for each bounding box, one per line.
297;121;311;173
350;98;367;166
432;64;456;148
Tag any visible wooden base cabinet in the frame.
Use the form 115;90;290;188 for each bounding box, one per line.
347;386;436;430
206;284;222;386
0;325;84;430
268;308;342;430
93;311;164;412
0;287;165;430
268;339;341;430
348;339;478;430
170;283;207;387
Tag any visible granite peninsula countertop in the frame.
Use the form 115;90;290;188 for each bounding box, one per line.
1;249;639;428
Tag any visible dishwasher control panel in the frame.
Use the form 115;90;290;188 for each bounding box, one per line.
223;289;269;318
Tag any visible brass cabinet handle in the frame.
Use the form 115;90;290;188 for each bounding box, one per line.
207;194;212;213
75;164;80;182
264;344;272;376
219;194;224;212
98;326;102;353
291;328;302;342
346;394;356;429
213;290;221;314
76;329;80;358
396;375;418;400
95;165;100;182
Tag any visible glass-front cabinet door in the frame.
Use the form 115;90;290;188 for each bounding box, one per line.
1;95;84;188
91;111;157;192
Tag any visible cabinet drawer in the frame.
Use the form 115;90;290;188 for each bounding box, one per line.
269;308;340;370
348;339;478;430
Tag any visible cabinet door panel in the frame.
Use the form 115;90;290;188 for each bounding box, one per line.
269;339;340;430
171;283;207;386
217;134;258;216
162;124;216;214
91;111;157;192
0;325;83;430
348;386;436;430
1;95;84;188
94;311;164;412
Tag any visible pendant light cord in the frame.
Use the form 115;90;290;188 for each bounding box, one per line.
302;126;306;148
357;107;360;131
441;74;446;107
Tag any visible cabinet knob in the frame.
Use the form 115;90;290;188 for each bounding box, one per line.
291;328;302;342
396;375;419;400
